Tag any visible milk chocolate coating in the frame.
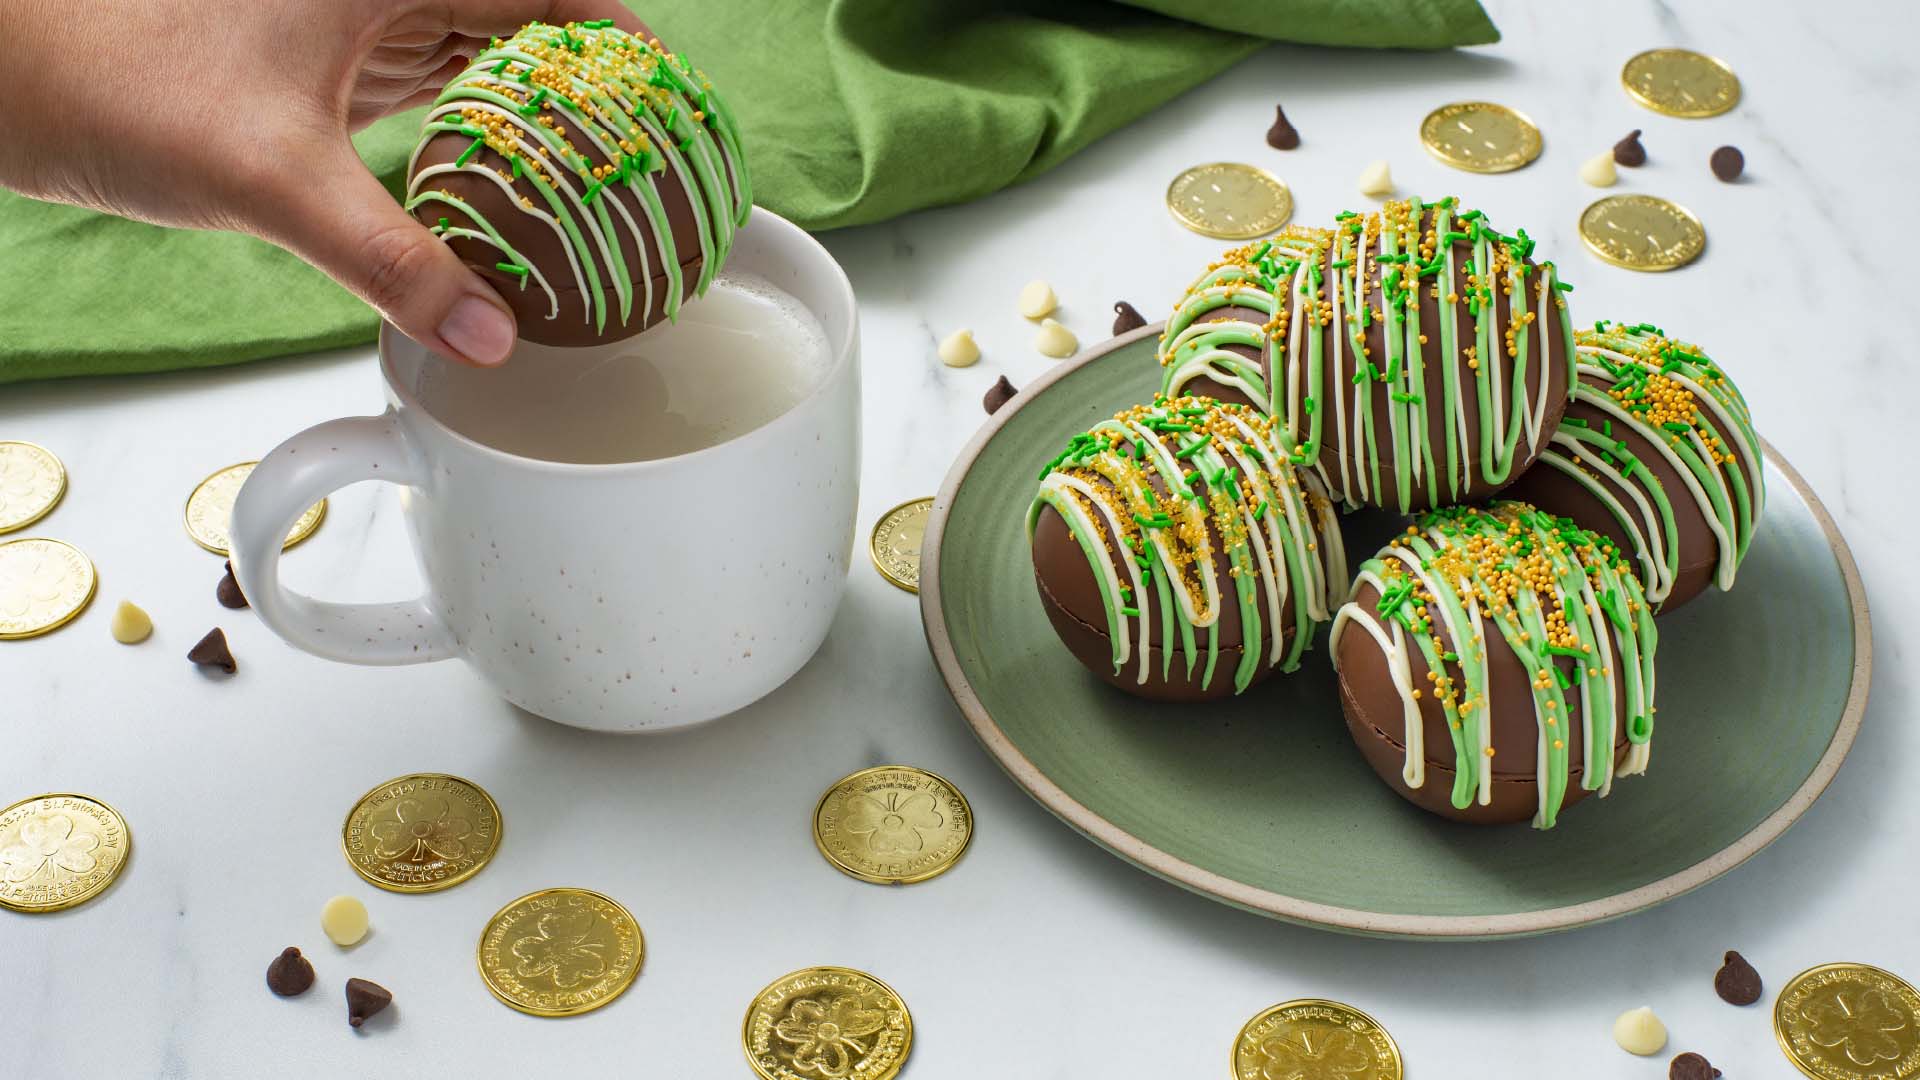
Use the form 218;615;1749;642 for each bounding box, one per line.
1169;207;1572;512
1503;370;1757;612
1181;303;1271;414
1029;390;1344;703
1031;503;1296;703
410;130;717;346
1336;579;1629;825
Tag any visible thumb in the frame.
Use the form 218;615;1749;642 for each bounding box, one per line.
260;144;518;367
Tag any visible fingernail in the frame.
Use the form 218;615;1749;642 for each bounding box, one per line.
438;296;514;366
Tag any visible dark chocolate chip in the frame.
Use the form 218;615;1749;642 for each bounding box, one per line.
1710;145;1744;182
1668;1051;1720;1080
1112;301;1146;336
188;628;236;673
345;977;392;1028
1265;105;1301;150
1613;129;1647;167
983;375;1018;415
266;946;315;997
217;561;249;609
1714;949;1762;1005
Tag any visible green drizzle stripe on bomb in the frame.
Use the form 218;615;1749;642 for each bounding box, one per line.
1535;322;1764;606
1330;503;1658;830
1157;197;1576;512
404;20;751;333
1028;397;1348;695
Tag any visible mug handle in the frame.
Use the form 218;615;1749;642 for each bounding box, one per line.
230;412;457;665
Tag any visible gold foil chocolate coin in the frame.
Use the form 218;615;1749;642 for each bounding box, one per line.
743;966;912;1080
185;461;325;556
1623;48;1741;118
1419;101;1543;173
0;794;131;913
1774;962;1920;1079
477;888;644;1017
342;773;502;894
0;537;97;640
870;497;933;594
1579;194;1706;271
1166;163;1294;240
814;765;973;885
1234;998;1403;1080
0;442;66;535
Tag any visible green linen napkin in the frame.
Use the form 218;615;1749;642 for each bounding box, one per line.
0;0;1495;385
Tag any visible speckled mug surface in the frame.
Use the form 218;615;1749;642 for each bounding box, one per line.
921;326;1870;939
231;210;860;731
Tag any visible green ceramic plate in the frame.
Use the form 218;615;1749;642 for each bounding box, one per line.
921;325;1871;939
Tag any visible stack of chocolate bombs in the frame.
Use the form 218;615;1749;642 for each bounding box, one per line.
1027;196;1763;829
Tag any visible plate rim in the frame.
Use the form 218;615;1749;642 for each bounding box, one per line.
918;323;1873;939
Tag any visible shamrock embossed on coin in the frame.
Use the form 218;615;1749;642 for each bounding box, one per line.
777;994;890;1078
0;794;131;913
477;888;644;1017
342;773;501;893
1774;962;1920;1079
742;966;913;1080
373;798;471;862
1;813;98;883
848;791;940;855
813;766;974;885
512;911;610;989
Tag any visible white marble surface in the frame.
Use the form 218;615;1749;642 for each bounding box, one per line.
3;0;1915;1075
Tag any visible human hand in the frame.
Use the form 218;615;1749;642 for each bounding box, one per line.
0;0;648;366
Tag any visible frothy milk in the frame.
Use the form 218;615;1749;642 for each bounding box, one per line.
415;270;832;463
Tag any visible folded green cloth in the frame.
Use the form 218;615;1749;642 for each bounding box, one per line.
0;0;1494;385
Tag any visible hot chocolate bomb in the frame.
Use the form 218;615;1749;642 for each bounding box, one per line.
1332;503;1659;828
405;21;751;345
1504;322;1764;611
1157;198;1575;514
1028;397;1348;702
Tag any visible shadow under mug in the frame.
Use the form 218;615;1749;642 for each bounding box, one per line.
231;209;861;731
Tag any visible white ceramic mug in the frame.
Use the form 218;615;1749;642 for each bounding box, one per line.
230;210;860;731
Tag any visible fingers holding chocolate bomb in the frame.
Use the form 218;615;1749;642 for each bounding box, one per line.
405;21;751;346
1028;397;1348;702
1330;503;1658;828
1502;322;1764;611
1158;197;1576;514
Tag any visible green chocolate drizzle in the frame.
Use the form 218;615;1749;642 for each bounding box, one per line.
1028;397;1348;694
403;22;751;333
1157;197;1575;514
1329;502;1658;829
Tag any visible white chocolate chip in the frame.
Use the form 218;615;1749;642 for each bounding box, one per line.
1357;160;1394;197
321;895;369;947
1034;318;1079;359
1611;1006;1667;1056
110;600;152;645
1580;151;1619;187
1017;280;1059;320
937;329;980;368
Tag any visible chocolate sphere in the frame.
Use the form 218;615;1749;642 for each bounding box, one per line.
1330;503;1658;828
1503;322;1764;612
405;21;750;345
1157;198;1575;513
1029;397;1347;702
